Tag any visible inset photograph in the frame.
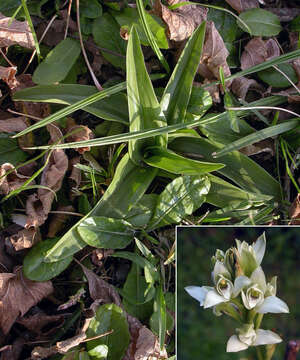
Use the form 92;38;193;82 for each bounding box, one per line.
177;227;300;360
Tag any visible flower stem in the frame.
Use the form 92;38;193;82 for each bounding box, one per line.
256;347;264;360
255;313;264;330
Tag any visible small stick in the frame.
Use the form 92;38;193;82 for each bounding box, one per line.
64;0;73;39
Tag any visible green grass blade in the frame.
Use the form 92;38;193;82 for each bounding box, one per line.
213;120;300;158
161;22;206;125
127;26;167;165
21;0;41;60
12;74;165;138
136;0;170;72
157;285;167;350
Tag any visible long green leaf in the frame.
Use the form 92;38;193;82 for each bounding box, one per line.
136;0;169;72
127;26;167;165
169;136;281;199
13;84;129;124
161;22;206;125
144;146;224;175
156;285;167;350
213;120;300;158
44;153;157;263
12;74;164;138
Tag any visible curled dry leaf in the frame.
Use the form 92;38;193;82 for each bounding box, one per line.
124;315;167;360
0;268;53;335
231;77;265;100
47;205;75;238
240;38;280;70
26;126;68;228
289;194;300;225
154;0;207;42
0;66;18;89
225;0;259;13
198;21;231;83
0;163;32;195
7;227;40;252
66;125;93;154
81;264;122;306
0;13;34;49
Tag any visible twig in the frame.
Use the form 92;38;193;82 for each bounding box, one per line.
64;0;73;39
0;48;15;67
75;0;103;91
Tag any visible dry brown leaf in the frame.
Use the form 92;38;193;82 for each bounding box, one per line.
225;0;259;13
81;265;122;306
240;38;280;70
57;288;85;311
198;21;231;82
0;163;32;195
153;0;207;42
0;116;27;133
17;312;64;335
231;77;265;100
124;315;167;360
47;205;75;238
267;8;300;22
0;66;18;89
289;194;300;225
7;227;40;252
240;139;274;156
66;124;93;154
0;233;13;272
69;156;81;190
0;268;53;334
25;126;68;228
0;13;34;49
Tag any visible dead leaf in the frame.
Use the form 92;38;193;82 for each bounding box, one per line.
240;139;274;156
81;265;122;306
225;0;259;13
0;116;27;133
47;205;75;238
240;38;280;70
0;163;32;195
25;126;68;228
124;315;167;360
91;249;114;267
17;312;64;335
267;8;300;22
231;77;265;100
0;13;34;49
7;227;40;252
0;233;13;272
0;66;18;89
0;268;53;334
289;194;300;224
200;80;221;103
66;122;94;154
153;0;207;42
198;21;231;83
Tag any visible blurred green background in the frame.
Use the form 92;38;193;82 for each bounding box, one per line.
177;227;300;360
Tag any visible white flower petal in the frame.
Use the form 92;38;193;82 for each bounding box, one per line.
241;290;251;309
233;276;251;297
213;261;231;284
256;295;289;314
226;335;249;352
204;289;226;308
250;266;266;292
253;330;282;346
253;232;266;265
185;286;212;306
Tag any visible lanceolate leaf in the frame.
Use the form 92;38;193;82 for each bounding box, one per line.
23;154;157;279
144;146;224;175
77;216;134;249
213;120;300;158
33;38;81;85
147;175;210;230
127;26;167;165
169;136;281;199
161;22;206;125
13;84;129;124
